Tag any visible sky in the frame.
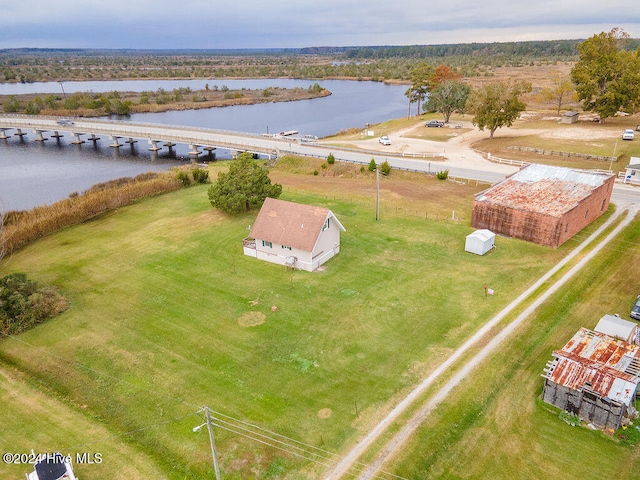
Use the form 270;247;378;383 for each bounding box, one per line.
1;0;639;50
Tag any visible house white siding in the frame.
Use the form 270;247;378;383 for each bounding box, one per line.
243;199;345;271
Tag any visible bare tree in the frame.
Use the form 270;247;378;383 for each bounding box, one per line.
541;74;575;116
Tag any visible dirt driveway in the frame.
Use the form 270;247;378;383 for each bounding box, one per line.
324;205;637;480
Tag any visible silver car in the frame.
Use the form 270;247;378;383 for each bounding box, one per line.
631;296;640;320
378;135;391;145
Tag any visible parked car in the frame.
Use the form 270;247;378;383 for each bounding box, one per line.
56;119;74;126
425;120;445;128
378;135;391;145
631;296;640;320
622;129;635;140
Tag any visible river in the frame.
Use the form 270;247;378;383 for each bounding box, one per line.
0;79;408;212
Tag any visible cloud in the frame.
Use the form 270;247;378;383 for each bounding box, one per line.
0;0;638;49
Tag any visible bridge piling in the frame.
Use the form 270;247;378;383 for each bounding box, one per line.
14;128;27;138
33;130;48;142
148;139;162;152
51;131;63;140
110;135;123;148
88;134;101;145
188;144;201;157
1;128;12;139
71;133;85;145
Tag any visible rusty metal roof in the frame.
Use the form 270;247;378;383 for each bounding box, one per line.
545;328;640;405
476;164;612;218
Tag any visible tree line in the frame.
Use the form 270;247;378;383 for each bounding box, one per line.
407;28;640;137
6;37;638;84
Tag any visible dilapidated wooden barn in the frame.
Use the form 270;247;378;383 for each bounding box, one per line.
542;327;640;431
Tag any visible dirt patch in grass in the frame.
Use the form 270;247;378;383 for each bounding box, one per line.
540;127;621;141
238;311;266;327
318;408;333;419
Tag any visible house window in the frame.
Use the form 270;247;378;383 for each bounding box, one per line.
322;218;330;231
584;209;589;219
565;223;569;233
601;199;606;211
262;240;272;248
281;245;292;250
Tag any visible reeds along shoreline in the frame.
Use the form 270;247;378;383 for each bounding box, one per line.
1;172;183;258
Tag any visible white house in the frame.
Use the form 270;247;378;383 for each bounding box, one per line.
465;229;496;255
243;198;346;272
623;158;640;185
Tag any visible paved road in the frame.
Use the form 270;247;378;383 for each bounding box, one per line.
2;114;640;198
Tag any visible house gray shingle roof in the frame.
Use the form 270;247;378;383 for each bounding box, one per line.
249;198;344;251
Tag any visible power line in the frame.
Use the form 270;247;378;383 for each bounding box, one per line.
0;332;405;478
210;418;408;480
207;410;409;480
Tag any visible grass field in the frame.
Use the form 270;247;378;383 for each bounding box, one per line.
387;211;640;480
0;163;574;479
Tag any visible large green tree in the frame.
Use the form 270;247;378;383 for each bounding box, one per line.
404;62;433;116
571;28;640;122
424;80;471;123
469;80;531;138
208;152;282;214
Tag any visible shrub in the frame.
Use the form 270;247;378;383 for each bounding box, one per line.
176;171;192;186
207;152;282;215
368;158;377;172
327;153;335;165
436;169;449;180
360;165;366;173
559;410;581;427
0;272;69;335
191;168;210;184
380;160;391;176
321;163;327;170
313;170;319;176
3;95;21;113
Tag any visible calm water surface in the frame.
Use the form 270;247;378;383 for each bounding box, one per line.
0;79;408;212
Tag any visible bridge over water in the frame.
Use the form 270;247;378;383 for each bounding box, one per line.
0;114;512;184
0;115;295;159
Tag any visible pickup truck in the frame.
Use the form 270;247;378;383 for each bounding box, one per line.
425;120;444;128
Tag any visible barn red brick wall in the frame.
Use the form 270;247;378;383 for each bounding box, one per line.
471;175;614;248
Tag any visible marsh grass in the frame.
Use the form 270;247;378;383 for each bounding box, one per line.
1;171;183;257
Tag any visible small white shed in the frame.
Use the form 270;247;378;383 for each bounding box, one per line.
465;229;495;255
594;314;639;344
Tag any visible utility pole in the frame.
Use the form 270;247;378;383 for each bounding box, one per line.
205;406;222;480
375;166;380;221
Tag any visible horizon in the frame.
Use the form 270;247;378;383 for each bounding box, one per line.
1;1;638;50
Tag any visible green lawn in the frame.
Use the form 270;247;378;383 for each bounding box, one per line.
387;213;640;480
0;182;582;479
